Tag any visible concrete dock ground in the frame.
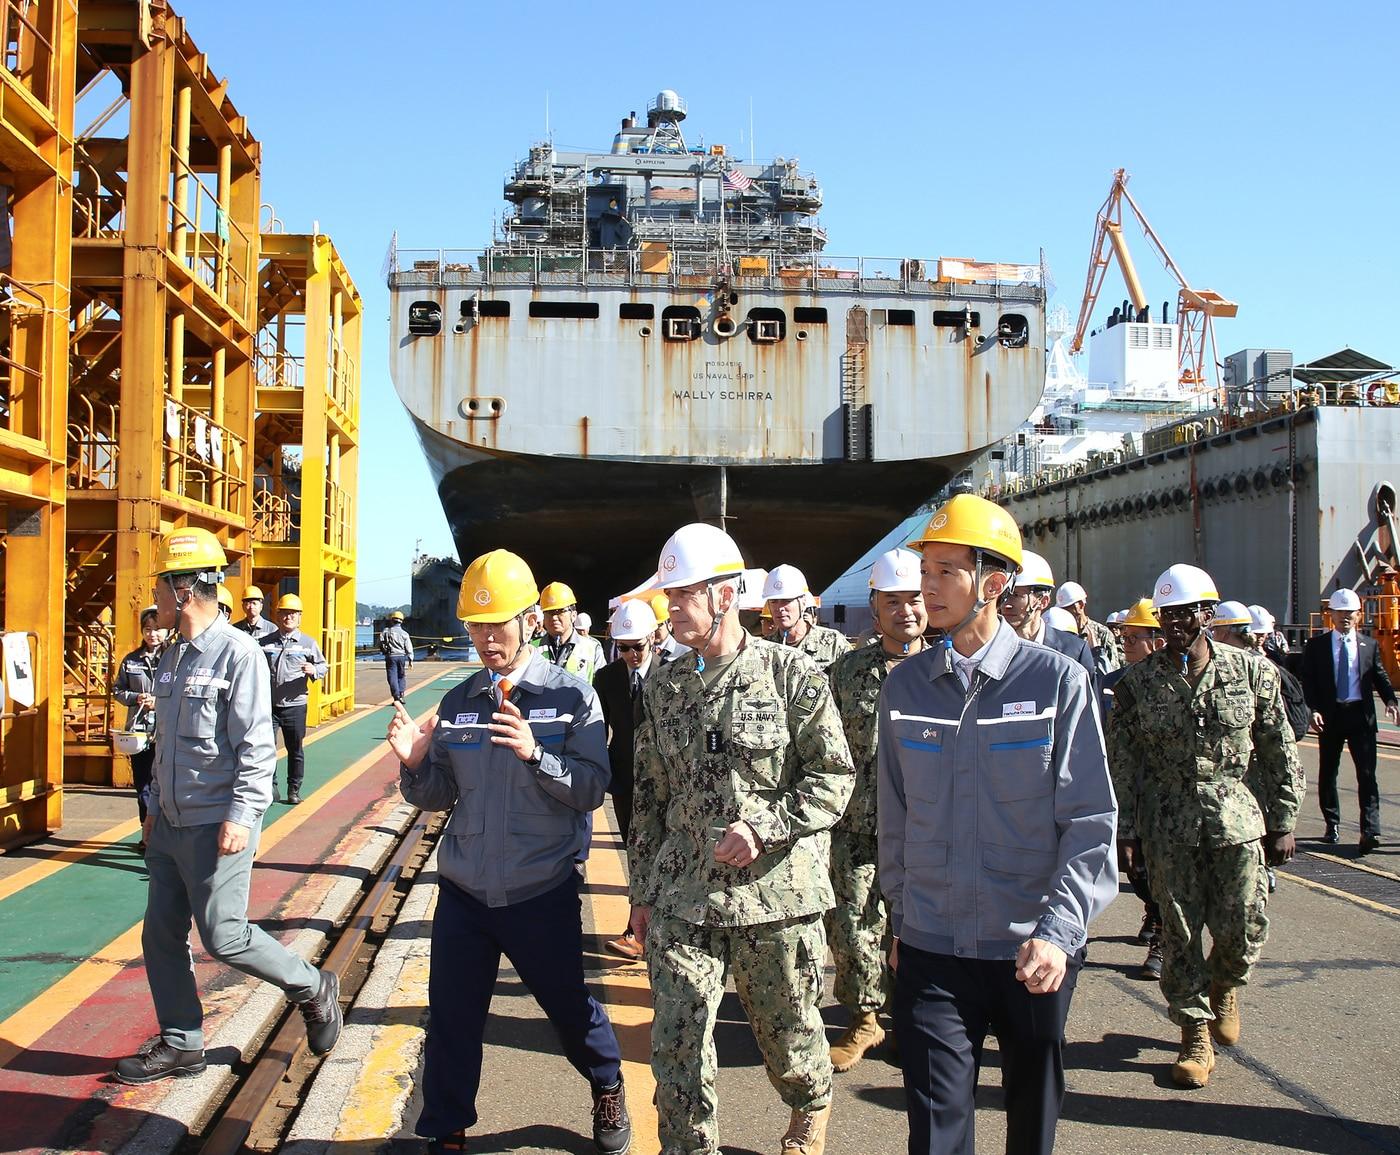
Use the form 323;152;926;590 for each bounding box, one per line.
1;679;1397;1154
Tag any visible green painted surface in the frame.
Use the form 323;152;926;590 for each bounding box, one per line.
0;668;468;1023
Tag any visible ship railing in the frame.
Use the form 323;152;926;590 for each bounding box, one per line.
389;246;1045;298
161;394;247;516
66;395;120;490
252;484;296;544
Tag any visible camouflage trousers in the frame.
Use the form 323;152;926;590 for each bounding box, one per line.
647;912;832;1155
824;830;889;1014
1146;838;1268;1026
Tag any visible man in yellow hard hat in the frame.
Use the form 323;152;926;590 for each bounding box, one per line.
628;523;855;1155
386;549;630;1155
216;585;235;619
380;610;414;702
258;593;328;805
880;495;1117;1153
536;581;606;684
115;529;341;1085
234;585;277;642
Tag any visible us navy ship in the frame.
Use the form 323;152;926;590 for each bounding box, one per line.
387;91;1047;606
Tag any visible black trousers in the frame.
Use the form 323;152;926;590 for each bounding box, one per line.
894;942;1082;1155
131;744;155;823
611;787;633;847
1317;703;1380;836
272;703;308;791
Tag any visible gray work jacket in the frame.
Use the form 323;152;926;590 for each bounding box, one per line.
260;629;329;707
400;653;610;907
149;614;277;829
234;616;278;643
381;624;414;659
878;620;1118;960
113;644;162;731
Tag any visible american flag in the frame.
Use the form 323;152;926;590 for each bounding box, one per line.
724;166;753;193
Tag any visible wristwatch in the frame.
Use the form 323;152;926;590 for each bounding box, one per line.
525;745;543;767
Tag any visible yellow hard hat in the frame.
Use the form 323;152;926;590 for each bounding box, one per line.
276;593;304;612
647;590;670;623
907;494;1023;570
539;581;578;613
760;603;773;620
389;610;405;622
243;585;265;601
1121;597;1160;629
458;549;539;623
152;527;227;577
216;586;235;611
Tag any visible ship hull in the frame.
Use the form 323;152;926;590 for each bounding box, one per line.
413;415;969;609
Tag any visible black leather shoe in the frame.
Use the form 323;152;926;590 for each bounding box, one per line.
114;1038;207;1084
299;969;343;1056
287;789;302;805
1322;825;1340;844
1141;940;1164;981
1359;833;1381;855
592;1076;631;1154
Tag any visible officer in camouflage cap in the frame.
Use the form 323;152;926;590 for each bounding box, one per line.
825;547;927;1072
764;563;852;673
628;524;855;1155
1107;564;1301;1090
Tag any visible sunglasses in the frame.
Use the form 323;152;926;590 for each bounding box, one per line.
616;641;648;653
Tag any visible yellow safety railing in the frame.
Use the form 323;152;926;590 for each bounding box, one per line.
252;484;296;543
320;626;353;712
325;479;352;554
328;336;356;417
255;348;303;390
62;622;114;743
162;394;246;515
1;0;55;108
66;395;120;490
168;150;252;318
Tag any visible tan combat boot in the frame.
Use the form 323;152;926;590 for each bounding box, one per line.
1209;983;1241;1046
1171;1021;1216;1088
780;1105;830;1155
829;1012;886;1072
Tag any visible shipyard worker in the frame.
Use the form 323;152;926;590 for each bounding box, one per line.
216;585;235;619
1301;588;1399;855
628;522;855;1155
380;611;414;702
577;611;593;637
764;563;852;673
1106;610;1125;642
649;589;691;665
258;594;328;806
1209;601;1257;650
998;549;1097;686
234;584;278;642
879;494;1117;1155
111;605;165;851
115;528;341;1085
537;581;607;684
1106;564;1300;1088
736;566;769;637
1056;581;1122;674
386;549;630;1155
826;548;927;1074
1102;597;1168;980
595;598;659;962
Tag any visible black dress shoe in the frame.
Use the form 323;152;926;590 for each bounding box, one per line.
1359;833;1381;855
1322;825;1340;844
287;789;302;805
114;1038;207;1084
299;969;343;1055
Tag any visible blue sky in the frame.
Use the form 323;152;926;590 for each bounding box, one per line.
179;0;1398;605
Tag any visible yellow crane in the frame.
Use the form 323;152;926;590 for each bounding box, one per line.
1070;168;1238;396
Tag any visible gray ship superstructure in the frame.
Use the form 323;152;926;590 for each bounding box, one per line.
387;91;1046;605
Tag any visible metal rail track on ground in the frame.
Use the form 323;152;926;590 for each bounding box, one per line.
196;809;442;1155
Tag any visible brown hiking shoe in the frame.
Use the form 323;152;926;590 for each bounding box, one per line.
780;1105;830;1155
830;1011;885;1072
1209;983;1241;1046
604;932;644;961
1171;1021;1216;1088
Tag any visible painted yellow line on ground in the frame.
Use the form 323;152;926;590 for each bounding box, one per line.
1281;870;1400;918
333;953;433;1145
1297;737;1400;763
1304;849;1400;883
0;672;459;903
0;701;440;1072
587;801;661;1154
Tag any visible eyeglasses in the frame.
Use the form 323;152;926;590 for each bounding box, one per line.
616;641;648;653
1157;604;1205;622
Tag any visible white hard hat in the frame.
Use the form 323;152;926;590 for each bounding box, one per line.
1106;610;1124;625
608;599;657;641
737;568;769;612
576;612;592;632
763;563;810;601
1213;600;1252;627
1247;605;1274;635
1055;581;1087;609
1014;550;1055;590
1328;588;1361;612
868;548;922;593
1151;564;1220;609
656;523;746;590
1043;606;1078;633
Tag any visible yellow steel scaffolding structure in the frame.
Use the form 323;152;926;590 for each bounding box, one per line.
1;1;361;843
0;0;77;848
